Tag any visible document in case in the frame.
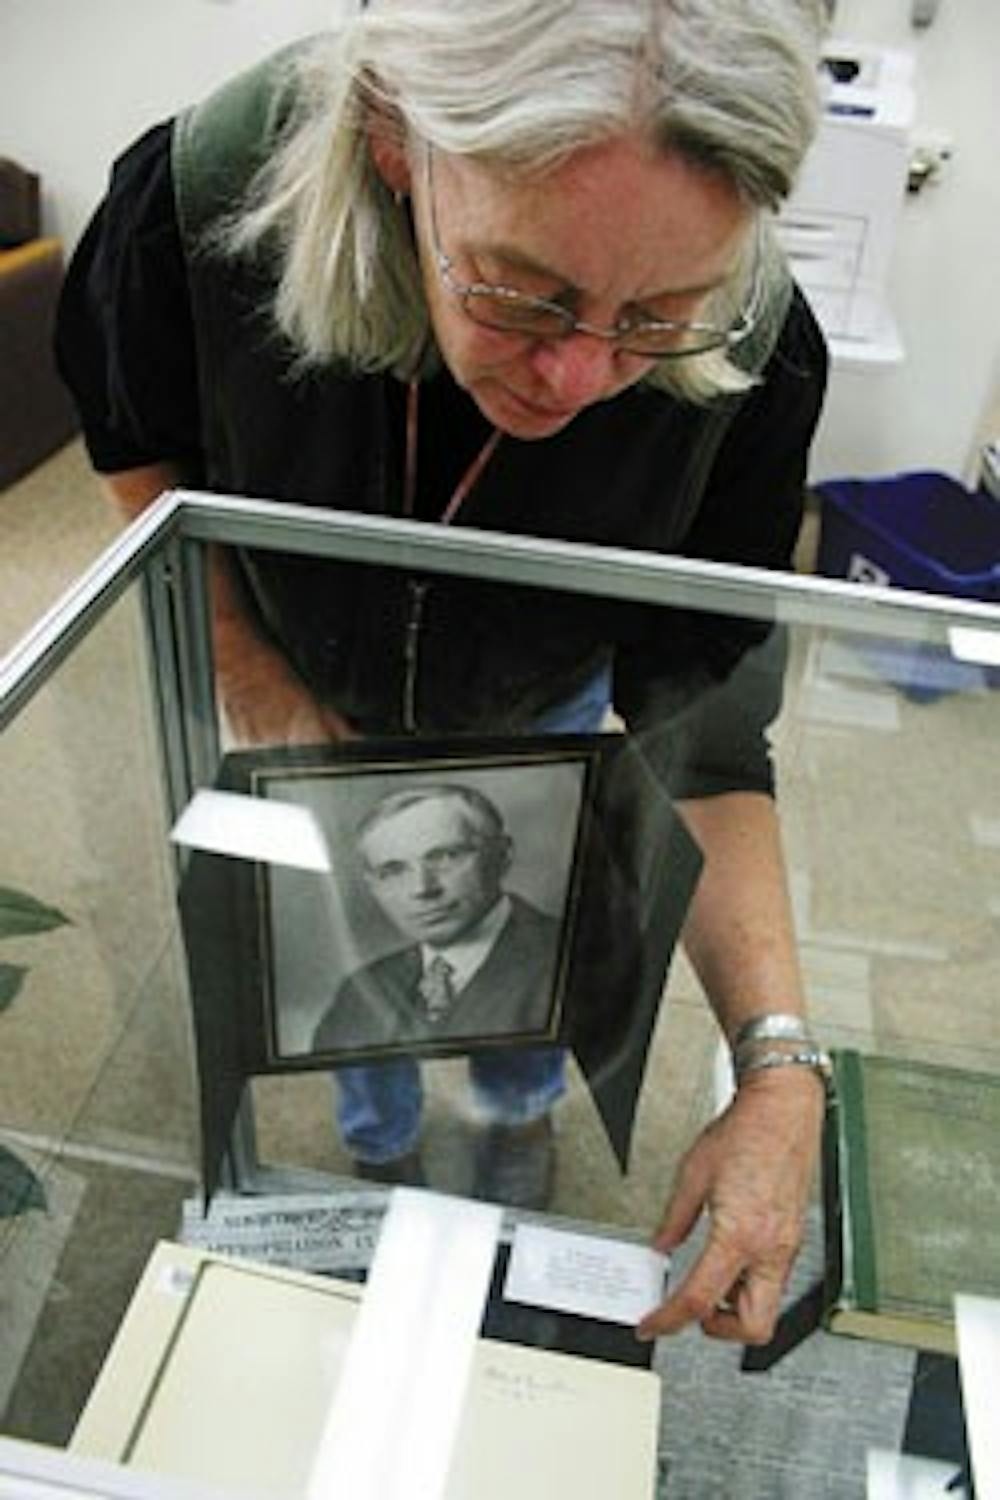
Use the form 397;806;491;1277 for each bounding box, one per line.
72;1243;661;1500
503;1224;668;1325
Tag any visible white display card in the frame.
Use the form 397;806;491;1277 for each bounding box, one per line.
503;1224;668;1326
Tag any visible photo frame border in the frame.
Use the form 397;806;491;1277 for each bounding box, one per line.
242;737;604;1067
178;731;704;1203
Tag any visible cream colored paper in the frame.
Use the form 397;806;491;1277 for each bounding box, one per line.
72;1241;660;1500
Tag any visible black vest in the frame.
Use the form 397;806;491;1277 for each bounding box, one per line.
172;45;791;741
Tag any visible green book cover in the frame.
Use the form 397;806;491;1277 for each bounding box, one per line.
824;1049;1000;1354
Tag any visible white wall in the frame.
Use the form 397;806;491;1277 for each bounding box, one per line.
811;0;1000;483
1;0;346;246
3;0;998;485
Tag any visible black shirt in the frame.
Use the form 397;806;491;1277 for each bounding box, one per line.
55;118;829;788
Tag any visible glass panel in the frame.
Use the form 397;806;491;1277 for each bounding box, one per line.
3;505;998;1496
0;585;198;1445
195;539;997;1171
183;530;999;1497
777;621;999;1073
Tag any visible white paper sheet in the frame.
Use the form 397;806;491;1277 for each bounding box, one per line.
306;1189;501;1500
955;1293;1000;1500
866;1449;960;1498
503;1225;668;1326
948;625;1000;667
169;789;331;871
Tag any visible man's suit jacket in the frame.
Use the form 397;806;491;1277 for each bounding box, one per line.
312;894;563;1053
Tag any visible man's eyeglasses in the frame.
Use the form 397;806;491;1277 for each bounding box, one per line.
424;146;764;360
366;841;484;888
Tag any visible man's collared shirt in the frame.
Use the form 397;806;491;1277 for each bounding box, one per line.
419;894;512;996
419;888;512;996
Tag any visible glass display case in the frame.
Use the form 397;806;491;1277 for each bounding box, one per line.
1;489;997;1498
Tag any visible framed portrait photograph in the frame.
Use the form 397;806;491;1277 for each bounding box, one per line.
244;739;599;1064
178;732;703;1199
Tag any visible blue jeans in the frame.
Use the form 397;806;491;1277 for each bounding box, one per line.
335;666;612;1163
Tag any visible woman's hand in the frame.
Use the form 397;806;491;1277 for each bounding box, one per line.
637;1066;824;1344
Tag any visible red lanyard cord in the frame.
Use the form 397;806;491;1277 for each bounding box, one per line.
402;379;502;524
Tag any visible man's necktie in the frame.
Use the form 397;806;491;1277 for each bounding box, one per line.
418;954;456;1021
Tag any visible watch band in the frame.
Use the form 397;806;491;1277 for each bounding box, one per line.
733;1013;811;1049
735;1046;836;1102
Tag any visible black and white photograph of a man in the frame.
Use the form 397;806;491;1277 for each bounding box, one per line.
257;752;591;1061
313;783;562;1051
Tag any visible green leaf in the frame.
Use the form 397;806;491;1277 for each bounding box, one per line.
0;887;71;941
0;963;27;1012
0;1145;47;1217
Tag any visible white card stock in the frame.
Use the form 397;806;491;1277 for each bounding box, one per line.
306;1190;501;1500
955;1293;1000;1499
866;1449;962;1498
948;625;1000;667
503;1225;668;1326
170;789;331;872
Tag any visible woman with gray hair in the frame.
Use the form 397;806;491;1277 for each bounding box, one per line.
57;0;831;1347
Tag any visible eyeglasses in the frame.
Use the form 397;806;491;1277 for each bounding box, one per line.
365;841;485;888
423;146;764;360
